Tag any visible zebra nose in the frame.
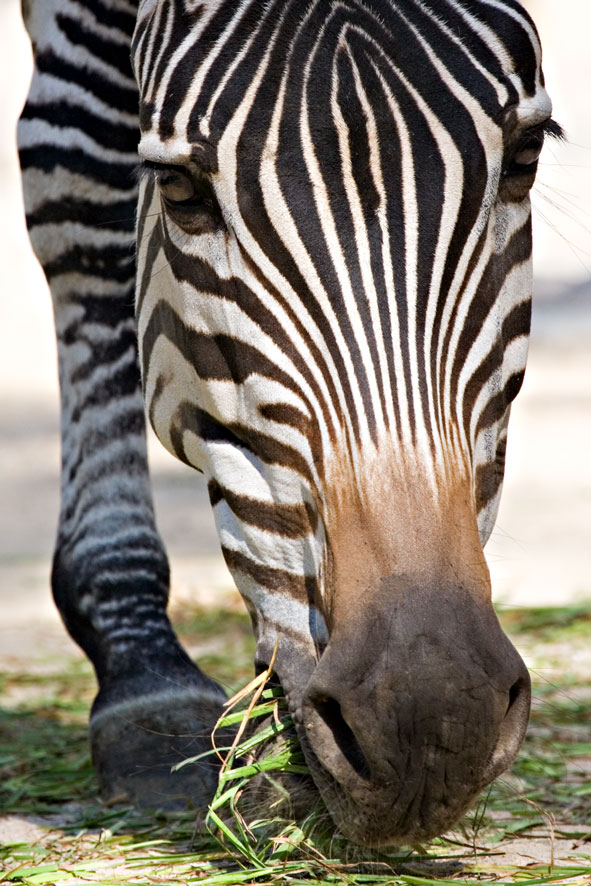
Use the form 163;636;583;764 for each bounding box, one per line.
302;691;373;784
296;582;532;845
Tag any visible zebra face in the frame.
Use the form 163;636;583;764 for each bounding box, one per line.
133;0;554;845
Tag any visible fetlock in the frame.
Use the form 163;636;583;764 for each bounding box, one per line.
53;547;229;810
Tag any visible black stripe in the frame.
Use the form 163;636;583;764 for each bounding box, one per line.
399;0;503;113
333;45;387;433
154;2;212;139
70;329;139;392
474;371;525;441
56;13;135;80
222;546;320;609
449;0;538;96
26;196;137;232
61;290;137;333
71;0;137;36
19;145;137;191
138;212;336;455
169;402;313;483
35;51;138;115
62;407;147;494
474;459;502;514
21;102;138;155
43;243;135;283
208;479;316;537
462;299;531;440
277;4;377;441
187;0;282;142
450;219;532;414
436;225;488;437
141;301;309;412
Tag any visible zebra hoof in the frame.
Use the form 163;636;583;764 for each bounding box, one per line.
89;690;229;810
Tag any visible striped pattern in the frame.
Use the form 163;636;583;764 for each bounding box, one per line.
133;0;554;657
17;0;557;838
18;0;185;682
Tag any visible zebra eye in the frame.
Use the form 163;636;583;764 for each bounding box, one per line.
501;126;546;202
500;119;563;203
149;163;223;233
155;167;197;203
507;129;545;174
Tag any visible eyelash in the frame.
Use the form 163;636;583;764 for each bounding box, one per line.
542;118;565;140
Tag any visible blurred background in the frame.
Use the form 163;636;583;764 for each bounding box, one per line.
1;0;589;667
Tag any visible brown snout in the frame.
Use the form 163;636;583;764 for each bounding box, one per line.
299;581;530;845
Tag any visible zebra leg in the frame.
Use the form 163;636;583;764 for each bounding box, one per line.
18;0;226;808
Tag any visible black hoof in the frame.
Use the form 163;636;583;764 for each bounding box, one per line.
90;689;229;810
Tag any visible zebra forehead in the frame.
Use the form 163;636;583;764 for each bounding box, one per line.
134;0;545;152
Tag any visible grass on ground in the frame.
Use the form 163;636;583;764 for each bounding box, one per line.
1;604;590;885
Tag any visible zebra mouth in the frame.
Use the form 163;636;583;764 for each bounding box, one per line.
292;677;530;846
274;584;531;846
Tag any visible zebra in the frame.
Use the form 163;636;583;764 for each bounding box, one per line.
19;0;560;845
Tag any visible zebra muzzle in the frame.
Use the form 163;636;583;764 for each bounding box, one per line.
297;580;531;845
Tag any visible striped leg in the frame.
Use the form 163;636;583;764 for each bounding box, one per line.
18;0;225;808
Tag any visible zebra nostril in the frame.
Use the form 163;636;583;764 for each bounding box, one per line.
306;693;372;781
484;670;531;783
506;678;522;715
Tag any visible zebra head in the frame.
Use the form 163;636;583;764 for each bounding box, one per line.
133;0;555;844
